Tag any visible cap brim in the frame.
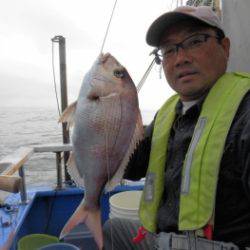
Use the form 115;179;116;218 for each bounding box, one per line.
146;12;211;47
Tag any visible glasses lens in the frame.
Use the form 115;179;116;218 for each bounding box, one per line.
161;45;177;58
159;34;210;60
184;34;207;49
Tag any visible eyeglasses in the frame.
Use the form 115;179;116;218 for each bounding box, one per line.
159;33;220;60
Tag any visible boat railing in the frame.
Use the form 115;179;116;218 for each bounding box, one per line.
0;143;72;204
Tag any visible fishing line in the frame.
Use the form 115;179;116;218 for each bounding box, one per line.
51;41;61;117
99;0;118;54
104;106;114;250
99;2;119;248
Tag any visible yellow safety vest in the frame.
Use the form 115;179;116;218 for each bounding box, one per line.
139;72;250;232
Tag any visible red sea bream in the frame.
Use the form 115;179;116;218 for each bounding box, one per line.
59;53;144;249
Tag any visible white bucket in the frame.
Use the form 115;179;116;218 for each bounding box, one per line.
109;191;142;220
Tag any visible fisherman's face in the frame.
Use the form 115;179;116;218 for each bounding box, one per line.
160;21;230;101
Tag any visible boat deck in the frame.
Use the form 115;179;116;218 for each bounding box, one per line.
0;184;143;250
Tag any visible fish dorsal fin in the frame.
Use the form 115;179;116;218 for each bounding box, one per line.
105;112;144;191
58;101;77;129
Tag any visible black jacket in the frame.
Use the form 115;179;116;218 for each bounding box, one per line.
124;91;250;249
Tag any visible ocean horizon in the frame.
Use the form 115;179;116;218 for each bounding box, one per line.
0;106;156;186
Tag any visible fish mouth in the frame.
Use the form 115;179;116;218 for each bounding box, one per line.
88;92;118;101
99;92;118;99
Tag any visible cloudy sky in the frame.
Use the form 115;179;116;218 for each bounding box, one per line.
0;0;186;111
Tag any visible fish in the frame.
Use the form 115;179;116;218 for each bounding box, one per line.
0;230;15;250
59;53;144;249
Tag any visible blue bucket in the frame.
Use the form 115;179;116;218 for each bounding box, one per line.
63;223;98;250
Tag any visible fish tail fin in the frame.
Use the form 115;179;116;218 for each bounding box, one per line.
60;205;103;249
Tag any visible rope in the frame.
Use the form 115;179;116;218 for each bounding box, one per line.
51;41;61;117
100;0;118;54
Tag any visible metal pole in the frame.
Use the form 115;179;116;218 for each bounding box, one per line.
56;152;63;189
18;166;28;204
51;35;71;182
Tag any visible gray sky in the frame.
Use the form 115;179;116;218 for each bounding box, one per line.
0;0;182;111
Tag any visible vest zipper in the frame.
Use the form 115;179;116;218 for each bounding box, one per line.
181;117;207;194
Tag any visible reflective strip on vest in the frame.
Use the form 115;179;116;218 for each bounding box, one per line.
139;72;250;232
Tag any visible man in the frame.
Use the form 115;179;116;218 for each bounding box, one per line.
104;6;250;250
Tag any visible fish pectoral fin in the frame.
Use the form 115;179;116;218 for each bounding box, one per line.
60;206;103;250
58;101;77;129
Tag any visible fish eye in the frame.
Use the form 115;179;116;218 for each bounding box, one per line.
113;69;124;78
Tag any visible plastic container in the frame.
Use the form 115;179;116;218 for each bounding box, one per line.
109;191;142;220
17;234;59;250
38;242;80;250
63;223;98;250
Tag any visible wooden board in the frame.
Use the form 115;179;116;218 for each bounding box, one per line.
33;143;72;153
0;147;34;175
0;175;21;193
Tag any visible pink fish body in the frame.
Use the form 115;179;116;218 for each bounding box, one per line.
59;53;144;249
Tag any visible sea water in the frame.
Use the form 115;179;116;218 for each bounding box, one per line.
0;107;156;187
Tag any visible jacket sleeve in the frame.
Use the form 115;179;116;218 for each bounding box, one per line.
123;119;155;181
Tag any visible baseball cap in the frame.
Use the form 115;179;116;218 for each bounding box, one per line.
146;6;223;47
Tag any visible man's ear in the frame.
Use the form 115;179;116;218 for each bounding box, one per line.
221;37;230;59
